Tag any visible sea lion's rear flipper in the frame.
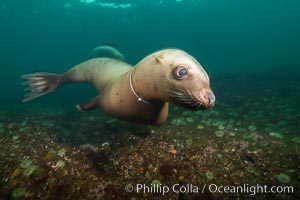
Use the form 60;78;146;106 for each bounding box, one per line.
21;72;64;102
76;95;100;111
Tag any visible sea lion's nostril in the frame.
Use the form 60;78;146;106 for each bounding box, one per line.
207;93;215;104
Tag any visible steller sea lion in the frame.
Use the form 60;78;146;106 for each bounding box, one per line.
21;49;215;126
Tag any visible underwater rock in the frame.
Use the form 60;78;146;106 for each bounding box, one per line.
44;151;60;161
245;155;255;165
276;173;291;184
79;144;99;153
9;167;22;189
159;162;175;178
10;167;22;180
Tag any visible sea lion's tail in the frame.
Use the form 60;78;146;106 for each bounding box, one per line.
21;72;64;102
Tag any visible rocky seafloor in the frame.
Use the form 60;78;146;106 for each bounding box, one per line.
0;75;299;200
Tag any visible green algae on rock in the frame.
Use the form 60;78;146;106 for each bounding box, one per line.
186;117;194;123
269;132;284;139
151;179;161;186
292;137;300;143
11;135;20;142
56;160;66;168
22;165;38;177
186;139;193;146
248;125;257;131
205;171;214;180
218;124;225;130
11;187;26;199
19;160;33;169
276;173;291;184
57;148;66;157
229;131;236;137
214;130;224;138
196;124;204;129
171;118;186;126
246;166;256;174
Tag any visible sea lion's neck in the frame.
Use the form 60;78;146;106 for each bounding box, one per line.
130;62;170;103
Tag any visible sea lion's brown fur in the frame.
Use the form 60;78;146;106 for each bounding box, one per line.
21;49;215;126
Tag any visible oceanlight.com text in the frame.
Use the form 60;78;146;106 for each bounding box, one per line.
124;183;294;196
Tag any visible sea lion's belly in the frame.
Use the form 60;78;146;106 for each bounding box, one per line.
99;76;168;125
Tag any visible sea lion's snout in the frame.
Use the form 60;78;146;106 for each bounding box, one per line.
169;88;215;110
207;92;216;106
189;89;215;109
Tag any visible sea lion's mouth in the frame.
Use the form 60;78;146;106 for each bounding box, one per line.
169;88;215;110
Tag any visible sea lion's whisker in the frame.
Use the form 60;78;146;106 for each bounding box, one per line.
169;88;205;110
169;91;184;96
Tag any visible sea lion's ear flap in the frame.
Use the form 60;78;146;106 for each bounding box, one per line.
155;57;164;63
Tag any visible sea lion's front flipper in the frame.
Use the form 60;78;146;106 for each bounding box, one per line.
76;95;100;112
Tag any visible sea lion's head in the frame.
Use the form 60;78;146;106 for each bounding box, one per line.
157;49;215;110
134;49;215;110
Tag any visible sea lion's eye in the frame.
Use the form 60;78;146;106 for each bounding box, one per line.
175;66;188;79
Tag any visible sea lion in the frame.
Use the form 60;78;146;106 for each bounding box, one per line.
21;49;215;126
88;44;125;61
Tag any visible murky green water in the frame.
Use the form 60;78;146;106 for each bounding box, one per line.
0;1;299;199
